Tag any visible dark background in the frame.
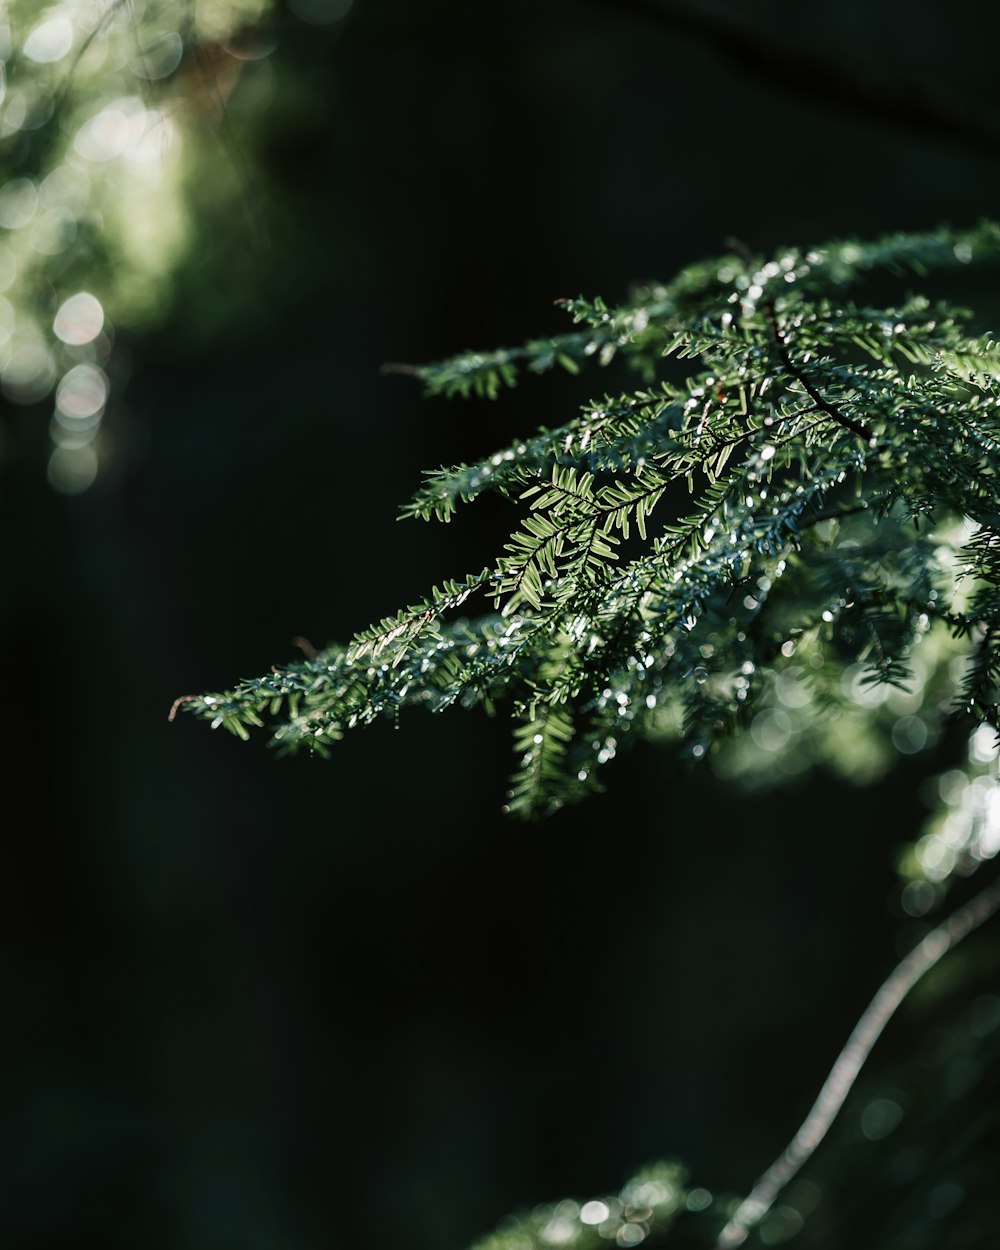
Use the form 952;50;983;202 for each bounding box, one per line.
5;1;1000;1247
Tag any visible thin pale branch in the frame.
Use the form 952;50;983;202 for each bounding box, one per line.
715;873;1000;1247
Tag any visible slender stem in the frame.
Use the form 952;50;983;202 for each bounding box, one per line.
167;693;196;722
765;305;874;442
586;0;1000;163
714;873;1000;1248
807;501;873;525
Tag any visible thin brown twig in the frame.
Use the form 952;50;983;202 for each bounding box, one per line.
167;694;196;722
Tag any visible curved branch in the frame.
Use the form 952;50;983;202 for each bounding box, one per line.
715;873;1000;1247
585;0;1000;164
766;304;874;442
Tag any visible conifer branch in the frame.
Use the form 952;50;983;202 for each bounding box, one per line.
181;223;1000;815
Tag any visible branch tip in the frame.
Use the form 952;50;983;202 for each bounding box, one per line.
168;694;196;723
291;635;318;659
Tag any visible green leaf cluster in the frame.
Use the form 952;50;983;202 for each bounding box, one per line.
181;222;1000;817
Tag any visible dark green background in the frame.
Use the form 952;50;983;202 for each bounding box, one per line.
5;2;1000;1246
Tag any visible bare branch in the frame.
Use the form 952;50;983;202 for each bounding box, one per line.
585;0;1000;163
715;874;1000;1247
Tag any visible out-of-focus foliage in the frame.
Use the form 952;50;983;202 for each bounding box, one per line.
0;0;277;493
8;5;1000;1249
465;975;1000;1250
469;1162;703;1250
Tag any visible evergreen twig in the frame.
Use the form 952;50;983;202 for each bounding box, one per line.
179;222;1000;817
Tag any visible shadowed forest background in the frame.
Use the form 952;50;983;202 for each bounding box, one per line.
5;1;1000;1247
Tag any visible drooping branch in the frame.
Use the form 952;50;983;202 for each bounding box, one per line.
179;225;1000;815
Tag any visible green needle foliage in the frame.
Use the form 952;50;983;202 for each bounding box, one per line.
467;1161;697;1250
179;221;1000;819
